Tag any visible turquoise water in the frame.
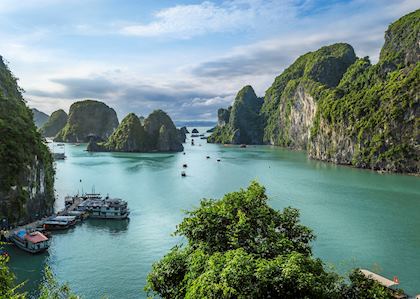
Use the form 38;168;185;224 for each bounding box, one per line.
7;128;420;298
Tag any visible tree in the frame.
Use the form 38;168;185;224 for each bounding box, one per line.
146;182;402;298
146;182;342;298
0;254;25;299
38;266;79;299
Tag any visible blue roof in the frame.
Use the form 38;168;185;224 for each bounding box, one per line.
16;230;26;239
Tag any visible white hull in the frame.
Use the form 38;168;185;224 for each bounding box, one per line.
11;236;49;254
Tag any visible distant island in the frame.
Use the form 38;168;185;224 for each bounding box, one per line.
54;99;119;142
87;110;184;153
209;10;419;174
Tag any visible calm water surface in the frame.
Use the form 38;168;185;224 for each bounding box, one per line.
7;128;420;298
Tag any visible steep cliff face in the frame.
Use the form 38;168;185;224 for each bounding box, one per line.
144;110;184;152
40;109;68;137
0;56;55;225
309;10;420;173
208;9;419;173
261;43;356;147
55;100;118;142
208;86;263;144
31;108;49;128
88;110;183;152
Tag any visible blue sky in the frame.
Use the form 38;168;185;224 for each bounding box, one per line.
0;0;417;121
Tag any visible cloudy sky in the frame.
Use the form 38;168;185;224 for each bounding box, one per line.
0;0;417;121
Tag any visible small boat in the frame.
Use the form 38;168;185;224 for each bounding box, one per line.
181;171;186;177
240;144;247;148
182;164;188;168
10;230;50;254
217;159;221;162
206;156;210;159
183;152;186;155
57;143;65;146
43;216;77;230
53;153;66;160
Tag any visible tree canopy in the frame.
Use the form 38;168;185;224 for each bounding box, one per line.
146;181;402;298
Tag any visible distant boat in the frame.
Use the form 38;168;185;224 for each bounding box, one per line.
183;164;188;168
10;230;50;254
217;159;221;162
181;171;186;177
240;144;247;148
206;156;210;159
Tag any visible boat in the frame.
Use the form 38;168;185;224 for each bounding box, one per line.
77;197;130;219
206;156;210;159
10;230;50;254
182;164;188;168
240;144;247;148
43;215;77;230
53;152;66;160
217;159;221;162
181;171;186;177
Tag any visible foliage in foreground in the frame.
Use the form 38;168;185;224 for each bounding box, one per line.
0;255;79;299
146;181;400;298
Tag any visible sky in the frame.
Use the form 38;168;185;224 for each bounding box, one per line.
0;0;418;121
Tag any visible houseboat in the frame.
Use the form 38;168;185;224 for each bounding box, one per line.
77;197;130;219
10;230;50;254
43;215;77;230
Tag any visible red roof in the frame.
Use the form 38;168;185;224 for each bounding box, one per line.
24;231;48;244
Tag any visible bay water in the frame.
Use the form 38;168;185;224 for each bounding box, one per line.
7;128;420;298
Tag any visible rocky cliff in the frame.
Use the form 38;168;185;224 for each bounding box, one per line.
40;109;68;137
208;86;263;144
0;56;55;226
88;110;183;152
55;100;118;142
209;9;419;173
31;108;49;128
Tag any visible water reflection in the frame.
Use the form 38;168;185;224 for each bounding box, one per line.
83;219;129;234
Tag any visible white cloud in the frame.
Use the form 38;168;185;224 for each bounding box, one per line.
120;0;297;38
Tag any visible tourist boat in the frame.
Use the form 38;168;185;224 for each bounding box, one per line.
43;216;77;230
10;230;50;254
77;197;130;219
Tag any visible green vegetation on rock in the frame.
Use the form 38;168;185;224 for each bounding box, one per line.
55;99;118;142
208;86;263;144
146;182;402;298
209;9;419;173
40;109;68;138
88;110;183;152
0;56;55;225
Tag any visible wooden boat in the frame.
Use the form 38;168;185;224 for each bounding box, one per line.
43;216;77;230
10;230;50;254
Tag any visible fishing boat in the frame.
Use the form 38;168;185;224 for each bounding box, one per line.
77;197;130;219
43;216;77;230
10;230;50;254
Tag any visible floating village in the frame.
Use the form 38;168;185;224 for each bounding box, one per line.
1;192;130;254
